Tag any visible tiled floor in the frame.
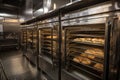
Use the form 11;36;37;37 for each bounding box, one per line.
0;50;42;80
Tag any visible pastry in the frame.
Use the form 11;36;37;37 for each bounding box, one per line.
73;56;91;65
94;63;103;71
84;48;104;58
80;53;95;59
81;58;91;65
73;38;104;44
87;55;95;59
46;36;57;39
73;57;80;63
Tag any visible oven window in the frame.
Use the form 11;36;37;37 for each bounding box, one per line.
64;24;105;80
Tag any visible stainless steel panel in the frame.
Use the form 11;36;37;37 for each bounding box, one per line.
20;0;33;22
43;0;69;12
3;18;20;32
62;1;120;20
38;55;59;80
33;0;43;11
50;0;70;10
62;16;107;26
25;50;37;65
61;70;83;80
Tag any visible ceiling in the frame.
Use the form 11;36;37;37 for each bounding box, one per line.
0;0;25;16
0;0;43;17
33;0;43;11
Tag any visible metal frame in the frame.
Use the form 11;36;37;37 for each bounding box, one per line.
63;24;105;80
22;25;38;66
38;25;59;80
104;17;112;80
20;1;120;80
62;13;120;80
58;11;62;80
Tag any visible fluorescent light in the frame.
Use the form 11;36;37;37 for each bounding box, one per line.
25;9;33;15
0;13;11;17
43;0;51;13
53;3;57;10
44;7;49;13
4;19;18;23
37;8;44;12
0;13;16;18
19;18;25;23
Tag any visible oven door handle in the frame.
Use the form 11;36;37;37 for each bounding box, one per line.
104;17;118;80
104;18;112;80
112;17;120;80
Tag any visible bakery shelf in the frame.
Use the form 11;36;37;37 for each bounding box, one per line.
41;50;51;54
41;47;51;51
69;34;104;39
42;38;57;41
68;52;103;64
69;49;104;59
70;59;103;74
70;41;104;47
42;44;51;47
69;44;104;49
41;33;56;36
70;61;102;80
69;29;105;33
41;40;52;43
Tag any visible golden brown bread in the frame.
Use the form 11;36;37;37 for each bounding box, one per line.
27;39;32;42
80;53;95;59
73;56;91;65
73;38;104;44
81;59;91;65
73;57;80;63
87;55;95;59
46;36;57;39
94;63;103;71
85;48;104;58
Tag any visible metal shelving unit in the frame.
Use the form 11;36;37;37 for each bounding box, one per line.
0;32;19;50
64;24;105;80
37;21;60;80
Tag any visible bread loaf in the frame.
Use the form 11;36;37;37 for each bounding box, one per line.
80;53;95;59
73;56;91;65
73;38;104;44
94;63;103;71
46;36;57;39
73;57;80;63
85;48;104;58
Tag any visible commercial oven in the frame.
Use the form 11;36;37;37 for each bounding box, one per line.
38;20;60;80
25;25;38;66
61;1;120;80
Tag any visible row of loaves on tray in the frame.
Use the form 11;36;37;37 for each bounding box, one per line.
46;36;57;39
73;56;103;71
73;38;104;45
73;48;104;71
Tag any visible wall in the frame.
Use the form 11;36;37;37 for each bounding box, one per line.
3;18;20;32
